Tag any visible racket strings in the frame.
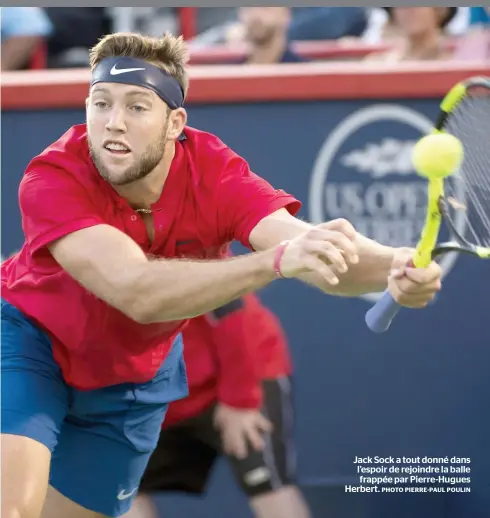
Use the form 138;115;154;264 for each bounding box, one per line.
444;91;490;248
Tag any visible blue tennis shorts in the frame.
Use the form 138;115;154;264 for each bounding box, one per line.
1;299;189;517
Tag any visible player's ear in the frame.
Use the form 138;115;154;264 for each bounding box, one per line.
167;107;187;141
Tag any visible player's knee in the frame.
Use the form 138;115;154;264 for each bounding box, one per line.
1;491;45;518
249;486;310;518
249;484;289;502
2;508;21;518
1;435;51;518
2;504;37;518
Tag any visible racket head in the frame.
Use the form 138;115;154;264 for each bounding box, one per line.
433;76;490;260
365;77;490;333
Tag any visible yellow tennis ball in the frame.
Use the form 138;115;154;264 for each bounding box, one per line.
411;133;464;179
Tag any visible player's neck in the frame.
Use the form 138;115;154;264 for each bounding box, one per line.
247;34;287;64
405;31;444;59
115;141;175;211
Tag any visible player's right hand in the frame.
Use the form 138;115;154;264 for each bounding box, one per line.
278;218;359;285
388;247;442;308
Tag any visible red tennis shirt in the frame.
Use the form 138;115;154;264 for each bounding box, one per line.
1;124;301;390
164;292;292;426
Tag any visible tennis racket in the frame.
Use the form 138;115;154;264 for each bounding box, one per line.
365;75;490;333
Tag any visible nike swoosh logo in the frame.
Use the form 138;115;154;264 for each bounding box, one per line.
117;488;137;500
110;65;145;75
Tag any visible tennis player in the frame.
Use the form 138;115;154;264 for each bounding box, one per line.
125;292;311;518
1;32;441;518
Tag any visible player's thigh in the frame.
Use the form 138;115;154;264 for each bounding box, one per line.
227;377;297;497
41;487;106;518
139;410;219;495
49;335;189;518
120;494;158;518
1;300;69;518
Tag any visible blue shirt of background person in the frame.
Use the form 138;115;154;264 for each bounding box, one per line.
287;7;368;41
1;7;53;43
469;7;490;27
1;7;53;70
278;47;306;63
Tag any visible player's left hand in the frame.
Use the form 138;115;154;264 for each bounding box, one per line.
213;403;273;460
388;247;442;308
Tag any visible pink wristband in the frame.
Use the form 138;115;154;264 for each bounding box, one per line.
273;240;290;278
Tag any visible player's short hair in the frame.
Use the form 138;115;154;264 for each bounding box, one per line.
89;32;190;98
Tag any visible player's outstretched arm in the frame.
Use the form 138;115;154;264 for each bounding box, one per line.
48;222;352;323
48;224;275;323
249;208;405;296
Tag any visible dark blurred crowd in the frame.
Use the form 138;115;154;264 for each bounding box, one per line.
1;7;489;71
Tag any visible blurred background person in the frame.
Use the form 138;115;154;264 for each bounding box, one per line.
1;7;52;70
366;7;457;62
453;7;490;61
360;6;468;45
195;7;305;64
236;7;306;64
44;8;111;68
287;7;367;42
190;7;368;52
125;293;311;518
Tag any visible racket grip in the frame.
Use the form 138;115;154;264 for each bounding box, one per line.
365;290;402;333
